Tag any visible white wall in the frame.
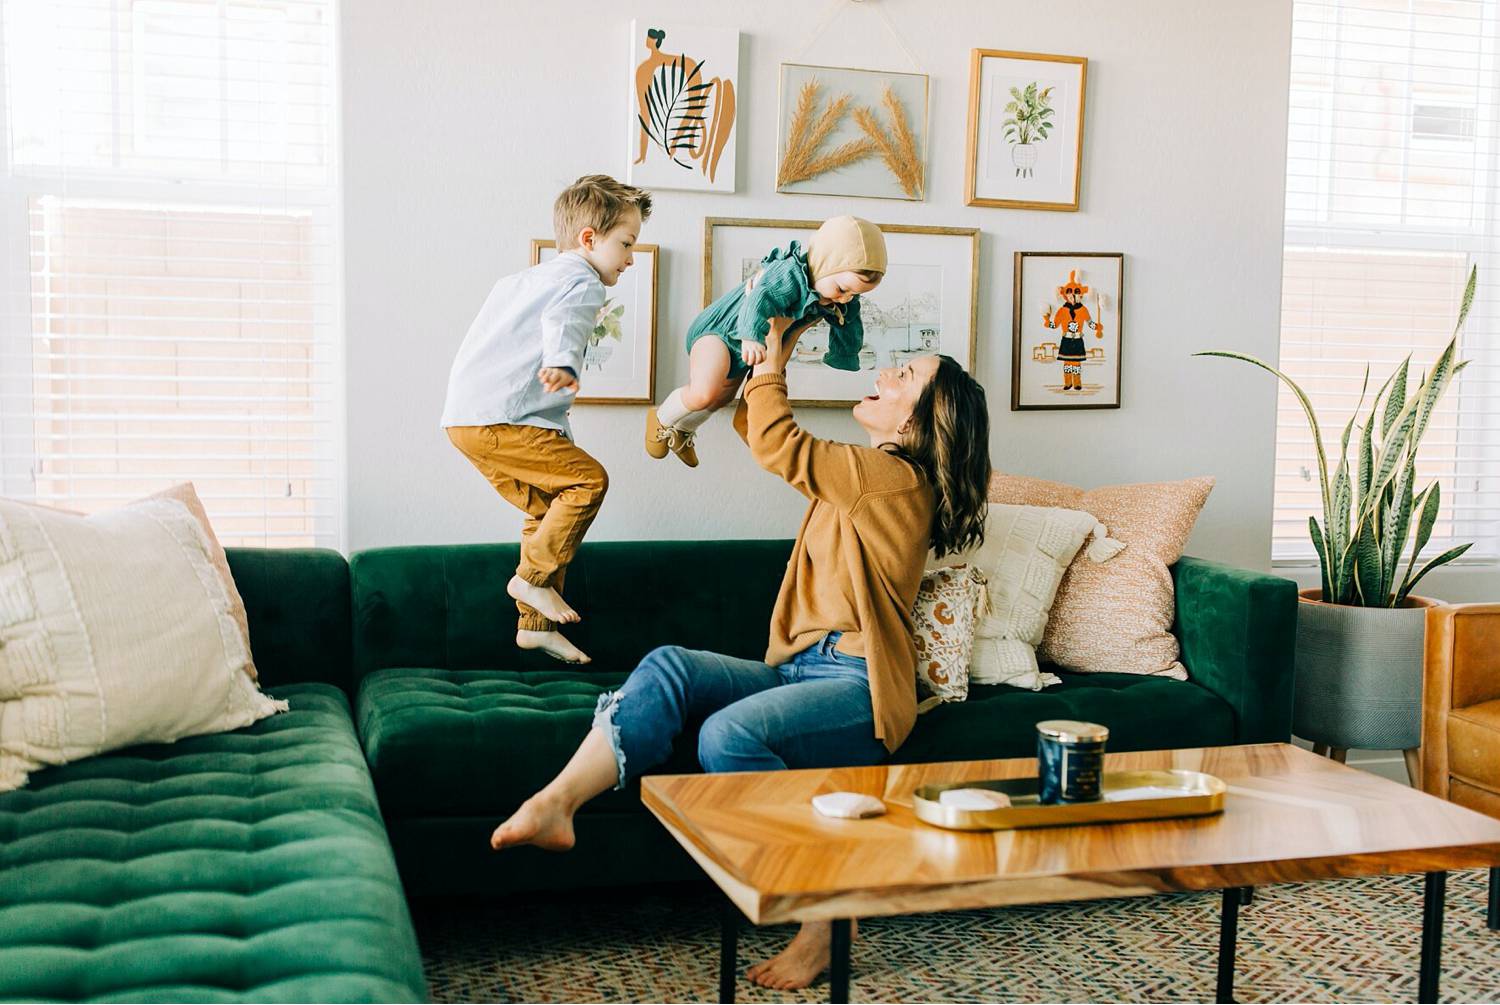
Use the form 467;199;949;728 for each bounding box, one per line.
341;0;1294;571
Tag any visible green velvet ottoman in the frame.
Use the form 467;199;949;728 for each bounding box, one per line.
0;683;428;1003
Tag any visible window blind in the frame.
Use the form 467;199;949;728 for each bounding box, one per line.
0;0;341;547
1278;0;1500;564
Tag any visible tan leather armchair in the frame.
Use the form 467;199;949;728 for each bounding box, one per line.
1421;603;1500;930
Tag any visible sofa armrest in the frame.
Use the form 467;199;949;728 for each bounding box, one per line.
1422;603;1500;796
1171;556;1299;744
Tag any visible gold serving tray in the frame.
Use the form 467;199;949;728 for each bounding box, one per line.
913;769;1226;831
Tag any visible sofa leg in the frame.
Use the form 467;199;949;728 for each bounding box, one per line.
1403;748;1421;788
1329;747;1348;764
1489;867;1499;932
1312;742;1329;758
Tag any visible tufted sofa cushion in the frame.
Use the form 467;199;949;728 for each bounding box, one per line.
0;684;427;1003
357;666;1234;818
357;668;702;817
892;672;1236;764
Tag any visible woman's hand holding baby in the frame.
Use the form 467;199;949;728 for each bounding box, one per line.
752;316;802;379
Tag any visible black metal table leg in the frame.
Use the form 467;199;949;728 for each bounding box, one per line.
1217;886;1242;1003
1238;886;1255;906
1420;871;1446;1004
829;918;852;1004
1488;867;1498;932
719;896;738;1004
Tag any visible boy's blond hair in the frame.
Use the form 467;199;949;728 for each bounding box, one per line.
553;175;653;249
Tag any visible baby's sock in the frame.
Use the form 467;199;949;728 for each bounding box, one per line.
656;388;693;427
674;407;712;433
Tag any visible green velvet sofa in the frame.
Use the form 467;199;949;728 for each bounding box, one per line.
0;539;1295;1001
0;549;428;1004
349;540;1298;898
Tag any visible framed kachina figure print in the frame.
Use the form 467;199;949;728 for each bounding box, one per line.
531;240;659;404
1012;252;1123;410
627;20;738;192
965;49;1086;211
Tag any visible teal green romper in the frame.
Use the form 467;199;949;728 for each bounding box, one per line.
685;241;868;378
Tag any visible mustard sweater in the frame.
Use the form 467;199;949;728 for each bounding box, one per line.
735;373;935;752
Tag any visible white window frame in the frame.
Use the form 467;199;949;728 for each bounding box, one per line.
1276;0;1500;569
0;0;346;550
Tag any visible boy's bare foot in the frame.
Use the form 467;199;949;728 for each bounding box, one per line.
507;575;578;623
746;919;855;990
516;629;591;664
490;792;576;851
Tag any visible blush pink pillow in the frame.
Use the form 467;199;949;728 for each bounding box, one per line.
987;474;1214;679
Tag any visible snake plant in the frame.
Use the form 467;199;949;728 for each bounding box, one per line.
1197;265;1476;607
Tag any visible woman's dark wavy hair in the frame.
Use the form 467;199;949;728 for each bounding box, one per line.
892;355;992;558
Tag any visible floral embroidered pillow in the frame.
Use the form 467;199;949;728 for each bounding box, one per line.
911;565;988;710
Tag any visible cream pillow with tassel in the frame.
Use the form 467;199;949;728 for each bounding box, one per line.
936;504;1125;691
0;496;286;792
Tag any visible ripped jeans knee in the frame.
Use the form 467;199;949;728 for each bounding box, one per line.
593;689;628;791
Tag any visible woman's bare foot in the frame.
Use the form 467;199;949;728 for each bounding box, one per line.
507;575;579;624
516;629;591;664
746;919;856;991
490;792;576;851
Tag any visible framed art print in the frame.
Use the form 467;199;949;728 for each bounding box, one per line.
1012;251;1123;410
703;217;977;407
966;49;1087;211
627;20;738;192
531;240;659;404
775;62;929;201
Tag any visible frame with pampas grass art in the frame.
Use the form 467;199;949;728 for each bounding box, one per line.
775;63;929;201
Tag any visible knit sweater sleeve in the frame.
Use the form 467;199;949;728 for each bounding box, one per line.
743;373;868;509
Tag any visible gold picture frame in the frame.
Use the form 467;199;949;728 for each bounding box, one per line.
702;217;979;408
965;49;1087;212
530;240;659;405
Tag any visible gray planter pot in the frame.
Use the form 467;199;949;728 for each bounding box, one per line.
1292;589;1440;750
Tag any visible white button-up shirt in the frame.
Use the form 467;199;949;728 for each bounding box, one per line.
441;251;604;437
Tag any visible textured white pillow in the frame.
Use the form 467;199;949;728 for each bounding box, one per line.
939;504;1124;690
0;497;286;791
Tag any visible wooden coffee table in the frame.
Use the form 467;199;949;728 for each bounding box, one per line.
640;743;1500;1003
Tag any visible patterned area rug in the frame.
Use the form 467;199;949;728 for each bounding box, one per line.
415;869;1498;1002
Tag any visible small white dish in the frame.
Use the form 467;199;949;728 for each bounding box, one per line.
811;791;887;819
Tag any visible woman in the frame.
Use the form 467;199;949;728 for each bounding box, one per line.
491;317;992;990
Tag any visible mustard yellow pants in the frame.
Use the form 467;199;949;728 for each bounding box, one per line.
447;423;608;631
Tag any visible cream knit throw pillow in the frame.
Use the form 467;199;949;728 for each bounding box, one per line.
0;497;286;792
941;504;1125;690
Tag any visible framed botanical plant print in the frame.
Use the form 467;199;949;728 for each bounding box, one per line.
775;62;929;201
1012;252;1123;410
531;240;659;404
966;49;1087;211
703;217;977;407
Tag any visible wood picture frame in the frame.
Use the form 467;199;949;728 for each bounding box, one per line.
531;240;659;405
702;217;979;407
965;49;1087;211
1012;251;1124;410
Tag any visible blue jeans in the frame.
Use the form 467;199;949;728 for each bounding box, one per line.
593;634;888;788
